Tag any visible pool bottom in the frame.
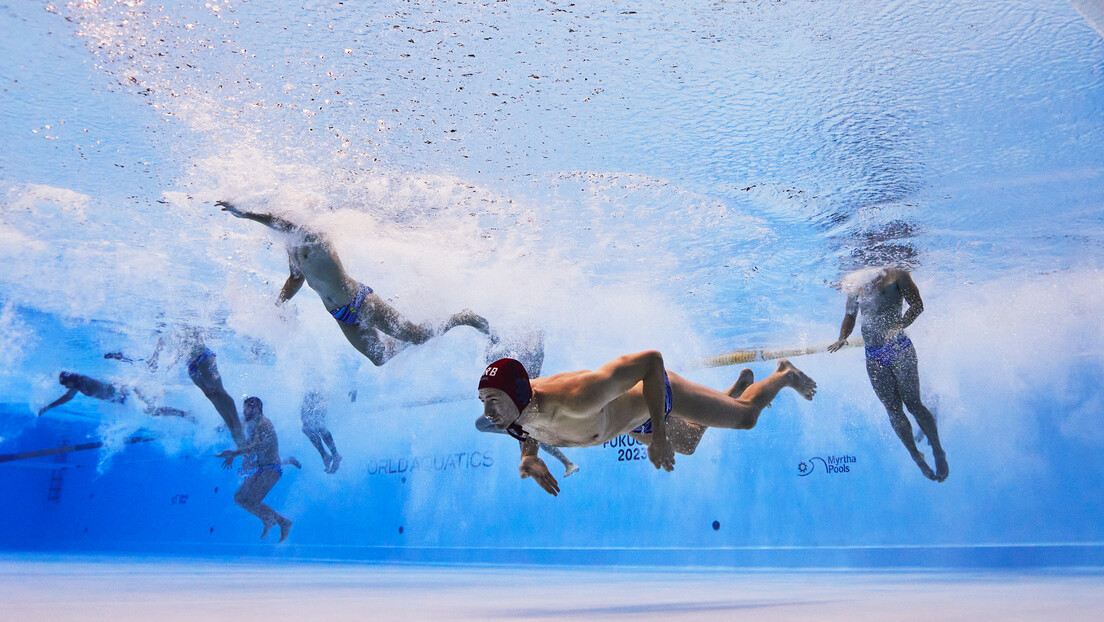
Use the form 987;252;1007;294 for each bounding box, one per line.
1;554;1102;621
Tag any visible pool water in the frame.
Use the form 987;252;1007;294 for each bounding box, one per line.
2;0;1103;614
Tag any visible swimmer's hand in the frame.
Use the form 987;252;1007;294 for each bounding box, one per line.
520;455;559;496
827;339;847;353
216;449;236;469
647;435;675;472
216;200;246;218
282;457;302;470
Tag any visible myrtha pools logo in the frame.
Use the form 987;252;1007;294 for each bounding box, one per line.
797;455;857;476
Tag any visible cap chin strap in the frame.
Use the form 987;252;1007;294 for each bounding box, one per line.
505;416;529;442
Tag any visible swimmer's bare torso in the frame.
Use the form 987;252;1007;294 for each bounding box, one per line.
286;231;360;309
847;268;920;348
522;371;659;448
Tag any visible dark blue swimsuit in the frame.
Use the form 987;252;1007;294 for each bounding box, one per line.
186;348;215;378
329;283;374;325
865;333;913;368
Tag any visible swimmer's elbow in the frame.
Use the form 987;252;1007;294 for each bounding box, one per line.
634;349;664;367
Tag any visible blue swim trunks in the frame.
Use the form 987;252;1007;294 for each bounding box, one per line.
865;333;913;368
329;283;374;326
238;462;283;478
632;371;673;435
186;348;215;377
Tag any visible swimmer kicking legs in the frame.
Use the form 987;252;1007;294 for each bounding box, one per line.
478;353;816;496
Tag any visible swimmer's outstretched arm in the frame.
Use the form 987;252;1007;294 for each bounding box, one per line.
38;388;78;416
828;295;859;353
216;201;299;233
519;437;559;496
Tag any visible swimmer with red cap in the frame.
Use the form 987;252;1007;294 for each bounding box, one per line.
478;351;818;496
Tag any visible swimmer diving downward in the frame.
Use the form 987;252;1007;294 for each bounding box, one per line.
478;353;816;496
217;201;493;366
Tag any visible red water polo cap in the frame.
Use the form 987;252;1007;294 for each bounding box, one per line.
478;358;532;414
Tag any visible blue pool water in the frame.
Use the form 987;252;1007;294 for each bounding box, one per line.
2;0;1104;600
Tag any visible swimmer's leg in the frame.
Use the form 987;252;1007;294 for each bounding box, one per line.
320;430;341;473
190;361;245;448
725;368;755;398
892;346;948;482
303;427;332;471
630;417;708;456
362;294;435;344
336;321;410;366
675;360;816;431
866;358;936;481
441;309;491;335
235;470;288;536
365;293;491;343
538;441;578;477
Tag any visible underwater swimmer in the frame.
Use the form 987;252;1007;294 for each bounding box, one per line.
217;396;300;542
217;200;493;366
112;326;246;448
474;330;581;476
300;391;342;474
828;267;948;482
39;372;194;421
477;354;816;496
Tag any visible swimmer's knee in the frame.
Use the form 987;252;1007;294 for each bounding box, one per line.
903;399;929;416
234;490;249;506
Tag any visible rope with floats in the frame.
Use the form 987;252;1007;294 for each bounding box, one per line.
696;337;865;369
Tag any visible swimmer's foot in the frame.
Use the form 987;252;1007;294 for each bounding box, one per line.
777;359;817;400
727;368;755;399
449;309;491;335
322;454;333;472
915;428;929;445
914;455;937;481
564;462;580;477
260;520;276;539
934;449;949;482
277;517;292;543
327;453;342;474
